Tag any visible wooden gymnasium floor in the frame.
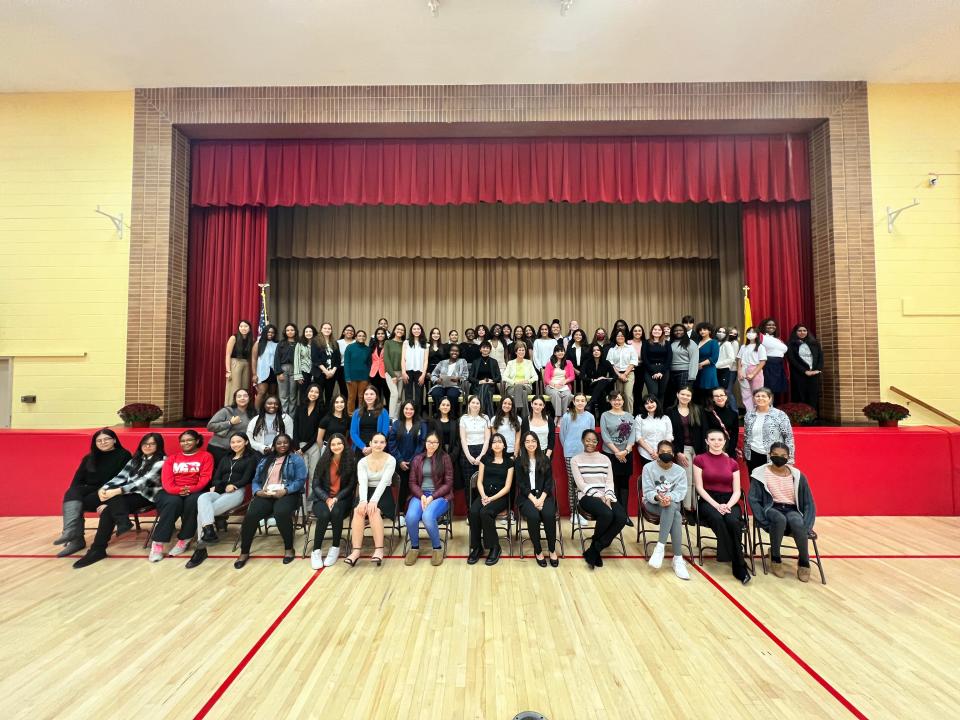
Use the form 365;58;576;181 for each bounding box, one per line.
1;516;959;720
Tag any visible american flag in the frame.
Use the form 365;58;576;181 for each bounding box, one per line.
257;282;269;334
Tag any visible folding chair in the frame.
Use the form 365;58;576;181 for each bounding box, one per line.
469;471;514;555
571;503;626;556
231;496;305;552
346;473;402;554
635;493;694;560
753;521;826;584
694;496;755;575
301;497;352;557
400;499;454;558
517;502;565;559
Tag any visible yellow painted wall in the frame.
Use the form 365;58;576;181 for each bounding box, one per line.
0;92;133;428
869;84;960;425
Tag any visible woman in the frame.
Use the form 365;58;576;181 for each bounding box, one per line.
384;323;406;420
430;343;469;412
693;429;750;583
336;324;356;399
401;322;428;413
313;322;341;411
251;323;278;411
503;341;537;420
749;441;817;582
488;324;507;379
564;328;589;393
665;386;706;512
628;324;646;411
317;394;351;450
309;433;357;569
582;342;615;418
787;324;824;416
54;428;132;558
295;383;324;479
704;387;739;459
744;387;795;473
467;433;514;566
430;396;460;462
668;324;700;406
460;327;480;364
206;388;254;467
544;343;574;417
72;433;164;568
234;434;307;568
293;324;318;405
759;317;789;396
714;326;739;413
404;430;454;566
532;323;555;383
738;327;768;412
591;327;608;348
516;431;559;567
223;319;253;405
524;324;537;345
571;429;628;568
343;433;397;567
388;401;427;513
368;327;389;408
599;390;636;518
507;325;526;359
640;440;690;580
350;386;392;456
185;431;257;568
490;395;522;457
607;329;639;414
343;329;371;414
634;395;673;473
559;393;594;521
475;324;489;346
642;324;672;405
611;319;630;345
427;327;446;376
694;322;720;403
246;395;294;456
273;322;300;415
150;430;214;562
458;395;491;492
521;395;555;459
469;340;502;417
550;319;565;347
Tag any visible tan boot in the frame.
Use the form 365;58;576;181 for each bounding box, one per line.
768;551;784;578
404;548;419;566
431;548;444;566
797;565;811;583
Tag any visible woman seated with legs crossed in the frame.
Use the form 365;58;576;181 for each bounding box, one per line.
467;433;514;566
404;429;454;566
571;429;628;569
343;433;397;567
515;431;559;567
234;433;307;568
641;440;691;580
309;433;357;569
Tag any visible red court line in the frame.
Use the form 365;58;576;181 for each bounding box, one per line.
692;563;868;719
193;567;323;720
818;554;960;559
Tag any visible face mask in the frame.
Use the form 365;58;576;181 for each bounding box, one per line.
770;456;789;467
746;332;757;341
728;333;738;340
716;331;726;340
658;452;674;463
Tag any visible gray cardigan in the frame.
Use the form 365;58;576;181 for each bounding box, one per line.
669;341;700;381
742;407;794;460
206;406;253;449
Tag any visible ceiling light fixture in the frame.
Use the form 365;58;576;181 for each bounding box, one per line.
427;0;440;17
560;0;574;15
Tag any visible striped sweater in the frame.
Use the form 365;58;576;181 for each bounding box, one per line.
570;451;616;501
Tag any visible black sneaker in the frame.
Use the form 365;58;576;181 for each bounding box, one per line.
484;545;502;566
73;549;107;568
185;547;208;569
115;519;134;537
467;546;484;565
201;526;219;544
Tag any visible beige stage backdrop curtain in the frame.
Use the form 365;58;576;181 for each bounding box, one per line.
268;202;742;334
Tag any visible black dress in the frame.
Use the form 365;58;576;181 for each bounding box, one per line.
704;404;739;458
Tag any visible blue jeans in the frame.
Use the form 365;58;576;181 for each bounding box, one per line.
405;495;449;549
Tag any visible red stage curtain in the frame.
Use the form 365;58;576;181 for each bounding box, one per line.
184;207;268;418
191;135;809;207
741;201;815;337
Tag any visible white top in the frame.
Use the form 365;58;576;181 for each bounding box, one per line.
491;417;518;453
528;421;549;450
489;340;506;373
337;338;354;365
528;464;538;492
761;334;788;359
569;345;583;367
459;414;489;446
246;413;295;454
404;343;426;372
532;338;557;370
606;344;639;372
749;413;767;454
798;343;813;368
738;344;768;367
634;414;674;461
357;454;397;506
716;341;738;370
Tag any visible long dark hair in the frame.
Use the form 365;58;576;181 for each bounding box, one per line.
493;396;522;433
407;322;426;348
640;395;664;419
516;431;547;474
226;431;254;458
315;433;357;485
671;323;691;349
422;429;449;468
549;344;567;369
788;324;820;347
253;396;287;437
233;319;253;358
281;323;299;345
257;324;277;354
360;386;385;416
395;401;422;442
300;324;318;346
85;428;125;472
131;432;166;476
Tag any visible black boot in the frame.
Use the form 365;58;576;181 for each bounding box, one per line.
185;547;208;569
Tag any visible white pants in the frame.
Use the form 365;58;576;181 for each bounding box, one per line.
680;445;696;511
196;488;245;538
386;374;402;420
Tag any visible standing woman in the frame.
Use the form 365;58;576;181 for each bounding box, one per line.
503;341;537;420
559;393;594;522
206;388;254;467
467;433;514;566
273;322;300;416
234;434;307;568
458;395;491;496
507;325;526;359
384;323;406;420
668;324;699;406
737;327;768;413
403;429;454;566
343;433;397;567
704;387;739;459
54;429;131;557
743;387;795;473
787;324;824;416
343;329;371;415
591;327;608;349
150;430;214;562
524;324;537;346
336;325;356;399
368;327;389;408
251;323;278;411
571;429;628;569
610;319;630;345
490;395;522;458
695;322;720;405
607;329;639;414
665;386;706;512
532;323;555;386
427;327;446;376
293;324;318;405
599;390;637;517
387;400;427;513
295;383;324;480
694;430;750;584
350;386;392;457
246;395;294;456
488;324;507;380
313;322;341;412
582;342;615;418
716;327;740;414
543;344;575;417
223;319;253;405
550;319;565;347
516;432;559;567
521;396;556;460
759;318;789;398
401;322;428;413
641;324;672;405
564;328;588;392
634;395;673;474
628;324;646;412
309;433;357;569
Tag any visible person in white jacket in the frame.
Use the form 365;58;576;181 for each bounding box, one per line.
246;395;294;455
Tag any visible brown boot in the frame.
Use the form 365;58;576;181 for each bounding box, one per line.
404;548;419;566
797;565;811;583
768;551;784;578
431;548;444;566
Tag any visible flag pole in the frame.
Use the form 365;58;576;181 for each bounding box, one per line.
258;282;270;325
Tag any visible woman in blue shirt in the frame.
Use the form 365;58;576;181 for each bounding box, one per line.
387;401;427;515
694;322;720;405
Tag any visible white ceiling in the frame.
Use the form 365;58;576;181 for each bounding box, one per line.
2;0;959;92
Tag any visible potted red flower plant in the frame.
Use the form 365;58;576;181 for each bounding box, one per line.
118;403;163;428
862;402;909;428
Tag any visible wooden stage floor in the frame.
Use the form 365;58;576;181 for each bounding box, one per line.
1;516;958;720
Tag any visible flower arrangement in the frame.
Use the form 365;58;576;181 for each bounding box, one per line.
118;403;163;425
862;402;909;424
779;402;817;425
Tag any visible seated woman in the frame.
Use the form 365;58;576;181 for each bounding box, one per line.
246;395;295;456
72;433;165;568
704;387;739;459
55;428;132;558
521;396;555;460
404;430;454;567
640;440;690;580
387;401;427;513
571;429;628;569
150;430;214;563
343;433;397;567
469;340;502;417
350;386;391;457
503;341;538;420
206;388;254;467
235;433;307;568
743;386;795;473
309;433;357;569
599;390;637;515
748;441;817;582
693;429;750;584
467;433;514;566
515;431;559;567
184;431;258;569
581;343;615;418
429;343;469;412
543;344;575;417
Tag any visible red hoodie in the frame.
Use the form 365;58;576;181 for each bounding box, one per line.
161;451;214;494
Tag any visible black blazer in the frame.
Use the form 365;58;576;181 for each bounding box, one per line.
786;340;824;374
564;343;588;375
514;455;555;499
469;356;502;386
312;344;341;375
703;404;739;459
520;416;556;454
581;357;614;385
666;406;707;455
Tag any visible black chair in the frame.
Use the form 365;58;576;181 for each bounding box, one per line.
469;471;513;555
572;503;626;556
231;496;305;552
753;522;826;584
346;473;402;554
694;496;755;575
400;499;454;558
517;501;565;559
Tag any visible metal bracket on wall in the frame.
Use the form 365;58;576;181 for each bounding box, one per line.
95;206;124;239
886;198;919;233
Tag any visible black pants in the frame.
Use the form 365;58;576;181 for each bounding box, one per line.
430;386;461;413
643;367;669;405
316;373;339;412
767;503;810;567
91;493;152;551
460;444;483;491
403;371;425;413
586;379;613;415
790;371;821;415
240;493;302;554
474;382;496;417
716;368;731;399
746;452;767;474
153;490;202;543
396;464;412;516
666;370;689;406
698;490;747;580
335;367;348;401
370;374;389;409
64;482;101;506
604;451;633;508
469;494;509;550
520;496;557;555
578;496;627;552
313;497;349;549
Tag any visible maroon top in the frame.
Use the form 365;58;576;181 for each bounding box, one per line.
693;452;739;493
408;452;454;502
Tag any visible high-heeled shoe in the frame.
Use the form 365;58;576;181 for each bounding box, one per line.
371;547;384;566
343;552;361;567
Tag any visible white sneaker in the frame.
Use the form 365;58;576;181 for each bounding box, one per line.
576;514;590;526
310;549;324;570
266;517;277;528
168;539;190;557
672;555;691;580
148;542;164;562
648;542;665;570
324;546;340;567
398;515;406;528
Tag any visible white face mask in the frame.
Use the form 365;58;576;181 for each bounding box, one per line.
746;332;758;341
716;331;726;340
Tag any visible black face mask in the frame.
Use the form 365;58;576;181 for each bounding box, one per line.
658;453;674;463
770;456;789;467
